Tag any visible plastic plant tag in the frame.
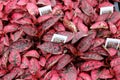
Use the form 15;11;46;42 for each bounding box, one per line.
38;5;52;16
100;6;114;15
51;34;68;43
105;38;120;49
114;2;120;11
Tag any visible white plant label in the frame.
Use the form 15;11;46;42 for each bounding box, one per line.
105;38;120;49
114;2;119;12
38;5;52;16
51;34;67;43
100;6;114;15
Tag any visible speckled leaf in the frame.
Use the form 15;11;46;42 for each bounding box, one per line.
80;60;104;71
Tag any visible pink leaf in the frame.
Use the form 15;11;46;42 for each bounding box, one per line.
24;50;40;58
91;38;105;48
9;50;21;66
17;0;28;5
37;0;51;5
42;15;62;31
63;0;74;9
79;72;92;80
56;54;72;70
99;69;113;79
107;48;117;56
44;70;58;80
50;73;60;80
1;49;9;68
39;42;63;54
11;13;24;20
4;1;17;14
96;13;111;22
108;21;117;34
113;65;120;75
0;70;7;77
4;24;18;33
37;14;53;23
116;74;120;80
77;20;88;34
80;0;94;16
35;70;46;78
39;56;46;67
20;57;29;69
0;20;3;30
0;3;3;11
91;70;100;80
46;54;64;69
80;52;104;60
77;30;96;52
10;30;23;42
11;18;32;25
29;58;40;75
80;60;104;71
72;31;88;44
3;34;9;46
54;23;65;32
3;68;21;80
26;3;39;15
10;39;32;52
110;57;120;67
22;24;36;34
65;10;74;20
90;21;108;29
86;0;98;7
0;43;4;55
64;44;78;56
108;12;120;24
60;64;77;80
